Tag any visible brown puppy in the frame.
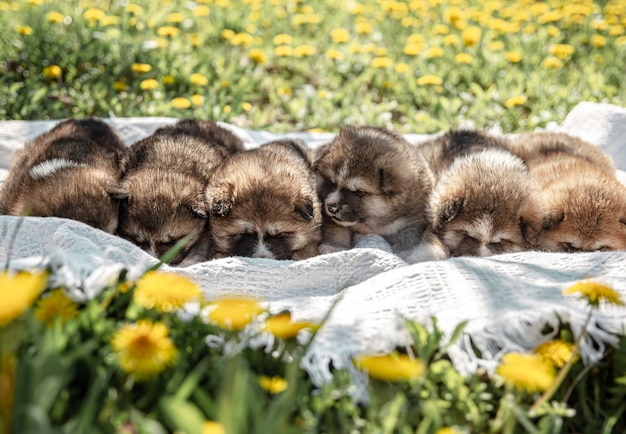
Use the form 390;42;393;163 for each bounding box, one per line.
404;130;543;262
0;118;125;233
509;132;626;252
314;126;433;254
206;139;322;260
116;119;243;266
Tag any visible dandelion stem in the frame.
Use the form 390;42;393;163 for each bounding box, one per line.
530;309;593;411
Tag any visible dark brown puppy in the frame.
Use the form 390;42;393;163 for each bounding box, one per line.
509;132;626;252
116;119;243;266
314;126;433;254
206;139;322;260
0;118;125;233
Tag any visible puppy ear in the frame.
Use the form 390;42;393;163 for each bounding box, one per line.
108;181;130;200
439;197;463;223
542;210;565;231
520;215;543;243
295;197;315;220
185;192;209;219
378;168;395;195
206;182;235;217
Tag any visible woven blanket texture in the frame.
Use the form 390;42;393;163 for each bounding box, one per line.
1;101;626;397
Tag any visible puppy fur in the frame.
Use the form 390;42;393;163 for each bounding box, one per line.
404;130;543;262
314;126;433;254
0;118;126;233
116;119;243;266
206;139;322;260
508;132;626;252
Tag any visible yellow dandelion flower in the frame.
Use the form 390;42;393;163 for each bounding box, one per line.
442;34;460;46
496;352;555;392
202;421;226;434
462;26;482;47
188;33;203;47
263;312;317;338
0;270;48;327
293;44;316;57
549;44;575;59
35;289;78;327
354;353;425;381
139;78;159;90
433;24;450;35
489;41;505;51
616;36;626;46
84;7;105;22
504;95;527;107
191;94;204;106
435;428;462;434
609;25;625;36
46;11;65;23
535;339;579;368
443;6;463;25
370;57;392;68
43;65;62;79
547;25;560;37
207;297;264;330
376;47;388;56
417;74;443;86
230;33;254;47
591;19;609;31
591;34;607;47
223;105;231;114
167;12;184;23
101;16;121;26
162;75;175;85
355;22;374;35
326;49;345;61
125;3;144;15
190;73;209;86
111;320;178;380
157;26;180;38
272;33;292;45
505;51;522;63
220;80;230;88
242;102;252;111
563;281;623;307
455;53;472;64
403;43;422;56
131;63;152;73
193;5;210;17
542;56;563;69
134;271;202;312
248;48;268;64
259;375;288;394
16;25;33;35
395;62;409;73
330;28;350;43
407;33;425;46
277;86;292;96
425;47;444;58
221;29;235;40
113;81;127;91
538;11;561;24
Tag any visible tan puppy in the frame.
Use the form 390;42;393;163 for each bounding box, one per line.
314;126;433;254
116;119;243;266
0;118;125;233
404;130;543;262
509;132;626;252
206;139;322;260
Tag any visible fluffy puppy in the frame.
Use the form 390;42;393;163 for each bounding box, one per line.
508;132;626;252
206;139;322;260
116;119;242;266
313;126;433;254
404;130;543;262
0;118;125;233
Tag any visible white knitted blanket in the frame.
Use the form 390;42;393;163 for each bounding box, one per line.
2;102;626;398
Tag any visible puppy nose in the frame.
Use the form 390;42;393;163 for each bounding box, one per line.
326;203;339;214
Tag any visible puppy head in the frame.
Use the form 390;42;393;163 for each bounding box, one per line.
536;173;626;252
429;149;542;257
206;152;322;260
11;168;124;234
314;126;430;236
115;170;211;265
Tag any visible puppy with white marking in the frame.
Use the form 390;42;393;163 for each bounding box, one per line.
0;118;126;233
206;139;322;260
508;132;626;252
314;126;433;254
116;119;243;266
404;130;543;262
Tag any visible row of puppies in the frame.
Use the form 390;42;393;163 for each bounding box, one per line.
1;118;625;266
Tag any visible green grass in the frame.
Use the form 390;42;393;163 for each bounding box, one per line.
0;0;624;133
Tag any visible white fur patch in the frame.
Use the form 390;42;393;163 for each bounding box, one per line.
29;158;86;180
345;176;367;192
326;190;341;206
253;240;275;259
464;217;493;241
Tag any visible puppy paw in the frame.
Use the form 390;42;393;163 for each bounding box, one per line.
318;243;348;255
400;241;449;264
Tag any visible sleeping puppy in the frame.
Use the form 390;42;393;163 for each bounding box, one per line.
206;139;322;260
313;126;433;254
404;130;543;262
0;118;126;233
508;132;626;252
116;119;243;266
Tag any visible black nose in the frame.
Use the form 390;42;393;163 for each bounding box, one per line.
326;203;339;215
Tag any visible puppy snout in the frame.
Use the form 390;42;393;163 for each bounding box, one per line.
326;202;340;215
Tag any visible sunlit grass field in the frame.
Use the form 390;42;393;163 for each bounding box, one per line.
0;0;624;133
